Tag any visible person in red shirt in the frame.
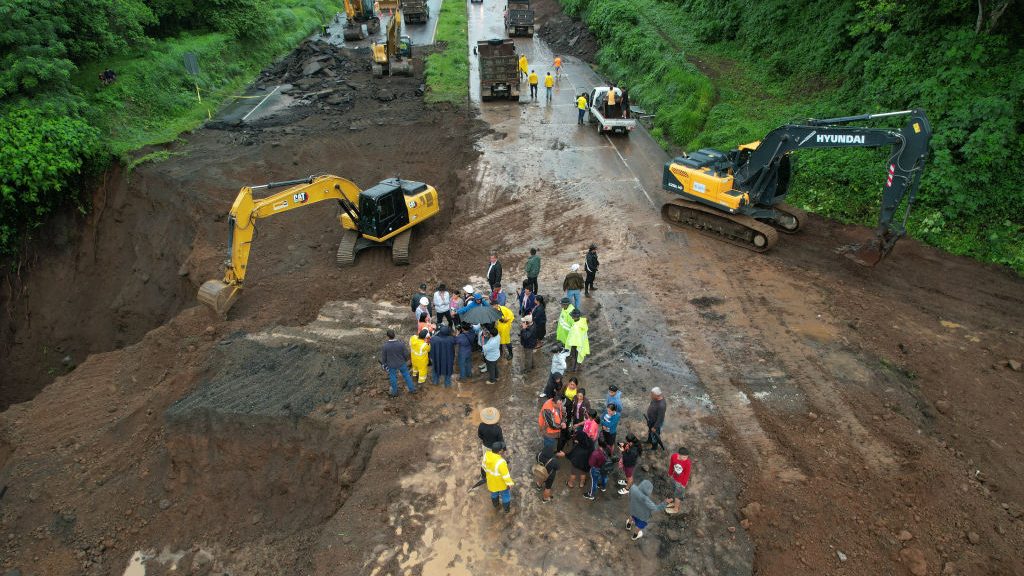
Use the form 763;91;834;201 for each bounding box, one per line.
667;447;691;514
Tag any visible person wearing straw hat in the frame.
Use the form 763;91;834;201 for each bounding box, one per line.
478;407;504;451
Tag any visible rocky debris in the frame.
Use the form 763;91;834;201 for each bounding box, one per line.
897;529;914;541
1007;359;1022;371
376;89;396;102
935;400;950;414
898;547;928;576
740;502;762;521
159;499;172;510
966;530;980;544
942;561;957;574
836;550;847;562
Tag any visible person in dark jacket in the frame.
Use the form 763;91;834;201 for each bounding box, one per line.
558;427;594;490
617;433;643;495
524;247;541;293
584;244;599;296
518;282;537;317
381;329;416;397
410;283;428;318
532;295;547;344
454;323;476;381
478;407;504;449
487;253;503;291
429;324;456;388
646;387;667;451
540;371;563;400
535;442;559;502
584;443;611;500
519;316;538;373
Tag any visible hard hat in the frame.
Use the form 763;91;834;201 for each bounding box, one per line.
571;263;580;271
463;284;474;294
420;297;429;306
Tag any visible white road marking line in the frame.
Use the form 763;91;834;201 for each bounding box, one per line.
242;85;280;122
604;134;655;207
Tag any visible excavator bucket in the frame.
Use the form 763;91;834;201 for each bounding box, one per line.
197;280;241;316
839;231;898;267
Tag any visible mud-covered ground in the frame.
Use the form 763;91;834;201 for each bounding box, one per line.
3;9;1024;576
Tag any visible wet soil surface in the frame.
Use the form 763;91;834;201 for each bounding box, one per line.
3;10;1024;576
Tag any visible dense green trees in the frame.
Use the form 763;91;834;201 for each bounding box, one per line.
563;0;1023;272
0;0;332;261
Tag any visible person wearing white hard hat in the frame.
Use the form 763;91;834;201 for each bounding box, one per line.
414;297;431;328
410;282;428;320
562;263;584;311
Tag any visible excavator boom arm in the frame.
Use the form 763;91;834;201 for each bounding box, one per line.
224;175;364;285
736;109;931;260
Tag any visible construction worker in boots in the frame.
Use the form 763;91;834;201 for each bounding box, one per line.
483;441;515;513
556;297;576;346
409;328;431;384
565;309;590;372
519;54;529;82
528;70;539;101
544;71;554;102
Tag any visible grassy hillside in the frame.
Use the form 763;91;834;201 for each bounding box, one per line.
560;0;1024;272
0;0;336;260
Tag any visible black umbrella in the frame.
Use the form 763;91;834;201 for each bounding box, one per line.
460;303;502;325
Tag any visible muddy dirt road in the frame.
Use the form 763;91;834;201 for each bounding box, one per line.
2;2;1024;575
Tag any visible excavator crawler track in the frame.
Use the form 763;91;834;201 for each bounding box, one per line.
391;229;412;265
336;230;359;267
772;203;807;234
661;199;779;253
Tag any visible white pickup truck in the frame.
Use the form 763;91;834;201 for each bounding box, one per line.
587;86;637;135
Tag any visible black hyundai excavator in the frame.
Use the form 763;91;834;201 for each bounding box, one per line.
660;109;932;265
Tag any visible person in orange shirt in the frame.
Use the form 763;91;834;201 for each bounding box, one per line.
553;56;562;79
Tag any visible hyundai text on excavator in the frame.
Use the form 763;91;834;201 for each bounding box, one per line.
197;175;439;315
661;109;932;265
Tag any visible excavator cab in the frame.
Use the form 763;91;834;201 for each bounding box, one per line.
355;180;420;238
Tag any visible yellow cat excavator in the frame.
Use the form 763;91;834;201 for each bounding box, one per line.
661;109;932;265
197;175;439;315
372;10;413;77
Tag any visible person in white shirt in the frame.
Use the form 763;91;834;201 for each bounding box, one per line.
433;283;453;327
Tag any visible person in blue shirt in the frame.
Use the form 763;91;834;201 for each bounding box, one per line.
480;328;501;383
454;323;476;381
606;385;623;414
601;403;621;448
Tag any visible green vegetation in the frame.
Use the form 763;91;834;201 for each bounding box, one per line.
560;0;1024;273
0;0;335;260
424;0;469;104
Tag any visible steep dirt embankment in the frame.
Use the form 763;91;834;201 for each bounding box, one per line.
0;165;199;408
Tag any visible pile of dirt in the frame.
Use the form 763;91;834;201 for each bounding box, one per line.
532;0;599;61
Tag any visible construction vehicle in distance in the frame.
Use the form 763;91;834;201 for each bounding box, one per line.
372;10;413;77
401;0;429;23
477;39;520;101
197;175;439;315
587;86;636;135
660;109;932;265
504;0;534;36
343;0;380;40
378;0;400;10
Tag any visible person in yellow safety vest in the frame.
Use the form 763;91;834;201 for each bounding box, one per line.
543;72;554;102
565;309;590;372
528;70;539;101
556;296;575;345
519;54;529;81
494;302;515;360
606;85;617;117
482;441;515;513
409;328;431;383
576;93;588;125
